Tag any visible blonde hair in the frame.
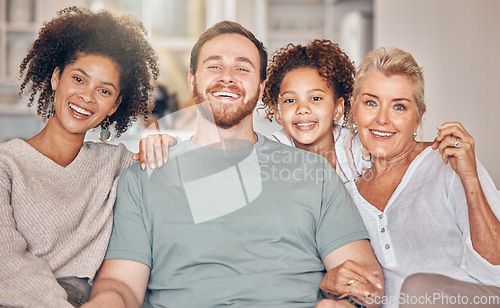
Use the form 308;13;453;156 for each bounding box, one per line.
350;47;426;125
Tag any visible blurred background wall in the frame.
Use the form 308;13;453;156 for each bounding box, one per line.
0;0;498;186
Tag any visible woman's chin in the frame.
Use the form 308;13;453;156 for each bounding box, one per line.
365;148;392;160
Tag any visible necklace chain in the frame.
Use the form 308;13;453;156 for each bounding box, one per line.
366;144;417;180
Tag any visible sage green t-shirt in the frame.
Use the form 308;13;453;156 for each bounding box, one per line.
106;133;368;307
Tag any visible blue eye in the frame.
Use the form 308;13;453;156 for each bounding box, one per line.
365;100;376;106
395;104;406;111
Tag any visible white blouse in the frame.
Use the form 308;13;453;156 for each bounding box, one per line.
345;146;500;307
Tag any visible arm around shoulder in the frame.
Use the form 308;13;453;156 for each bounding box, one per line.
83;259;150;308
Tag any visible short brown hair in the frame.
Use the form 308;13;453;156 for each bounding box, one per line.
189;21;267;82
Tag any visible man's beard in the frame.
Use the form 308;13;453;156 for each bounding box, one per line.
193;79;260;129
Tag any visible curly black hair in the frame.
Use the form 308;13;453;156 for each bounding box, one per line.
262;39;355;123
19;6;159;137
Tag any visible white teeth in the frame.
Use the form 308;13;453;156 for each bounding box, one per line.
296;122;316;127
213;91;238;98
371;130;395;137
69;103;92;116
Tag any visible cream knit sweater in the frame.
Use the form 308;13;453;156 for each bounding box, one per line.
0;139;134;307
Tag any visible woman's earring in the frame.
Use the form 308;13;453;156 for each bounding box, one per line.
47;92;55;119
413;131;418;140
99;116;112;143
352;123;358;134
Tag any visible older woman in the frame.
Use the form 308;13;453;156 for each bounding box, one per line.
320;47;500;307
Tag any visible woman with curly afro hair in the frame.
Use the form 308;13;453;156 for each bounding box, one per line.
262;39;371;184
0;7;167;307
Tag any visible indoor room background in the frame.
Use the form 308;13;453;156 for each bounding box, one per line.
0;0;498;187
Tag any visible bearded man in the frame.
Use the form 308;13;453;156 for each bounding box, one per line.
84;21;382;308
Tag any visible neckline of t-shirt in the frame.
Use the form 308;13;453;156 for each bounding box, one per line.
183;132;265;158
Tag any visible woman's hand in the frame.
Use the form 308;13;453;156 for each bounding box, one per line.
320;260;382;305
434;122;500;265
132;134;178;170
432;122;478;181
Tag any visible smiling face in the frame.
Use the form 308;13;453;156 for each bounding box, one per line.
50;54;122;137
274;67;344;149
188;33;265;129
352;70;420;162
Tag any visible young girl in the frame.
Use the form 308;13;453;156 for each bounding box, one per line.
262;39;371;183
262;40;382;307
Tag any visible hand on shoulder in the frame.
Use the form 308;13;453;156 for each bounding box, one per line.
432;121;478;181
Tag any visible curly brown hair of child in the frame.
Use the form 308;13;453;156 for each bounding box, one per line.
18;6;159;137
262;39;355;124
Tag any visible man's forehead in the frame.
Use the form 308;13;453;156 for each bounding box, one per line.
199;33;260;65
